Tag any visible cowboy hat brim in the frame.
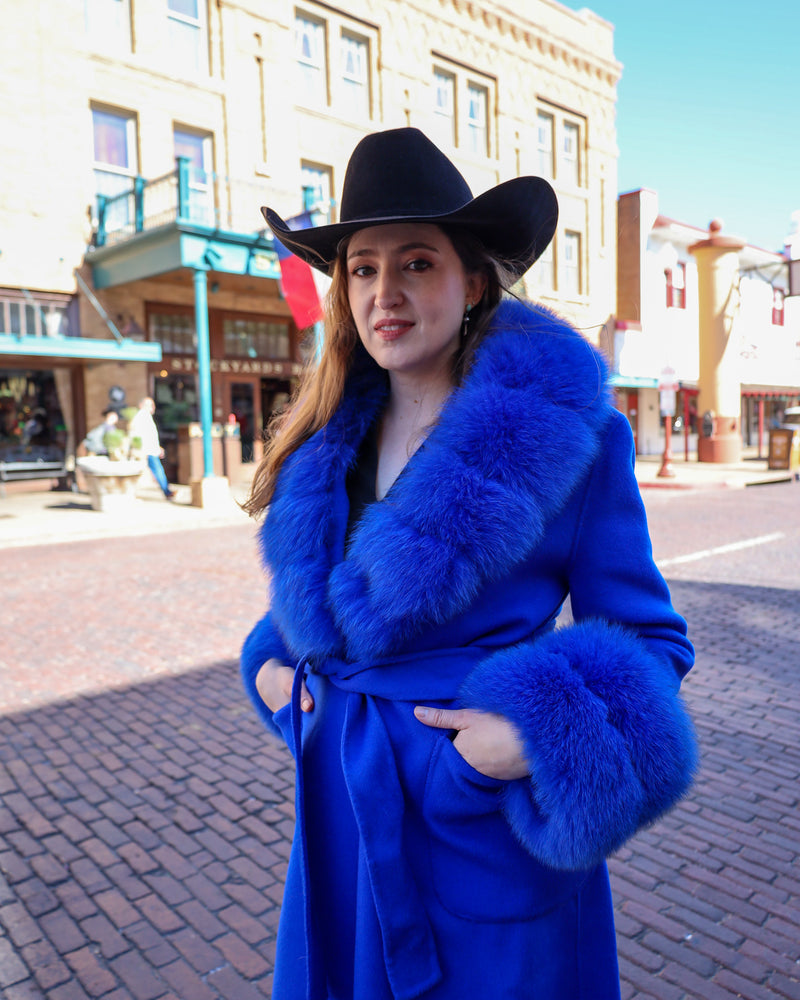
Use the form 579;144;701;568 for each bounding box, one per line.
262;175;558;279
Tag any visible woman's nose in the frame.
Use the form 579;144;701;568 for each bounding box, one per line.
375;270;402;309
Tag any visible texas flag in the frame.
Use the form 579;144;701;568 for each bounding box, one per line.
272;211;324;331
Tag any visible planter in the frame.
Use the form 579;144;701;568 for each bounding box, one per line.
77;456;145;513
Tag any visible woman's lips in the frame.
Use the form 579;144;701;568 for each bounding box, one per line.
374;319;413;341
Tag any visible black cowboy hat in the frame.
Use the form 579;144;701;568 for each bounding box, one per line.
261;127;558;279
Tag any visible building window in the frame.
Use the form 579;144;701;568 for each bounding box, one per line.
431;60;495;157
535;239;555;291
92;106;137;231
562;121;580;186
174;128;215;225
563;231;582;297
301;163;332;223
432;69;456;147
153;372;198;428
295;5;377;122
223;319;291;359
167;0;208;75
772;288;785;326
340;30;369;118
0;293;73;338
296;14;327;106
84;0;131;51
537;106;585;186
465;83;488;156
666;263;686;309
537;112;554;179
150;312;196;354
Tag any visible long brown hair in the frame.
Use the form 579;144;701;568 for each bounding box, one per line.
242;226;512;516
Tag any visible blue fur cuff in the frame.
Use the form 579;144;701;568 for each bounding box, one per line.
240;612;291;738
459;620;698;870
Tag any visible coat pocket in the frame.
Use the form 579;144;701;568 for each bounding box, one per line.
270;702;295;756
422;736;588;922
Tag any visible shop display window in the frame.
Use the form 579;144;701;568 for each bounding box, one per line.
150;313;196;354
223;318;290;359
0;370;67;464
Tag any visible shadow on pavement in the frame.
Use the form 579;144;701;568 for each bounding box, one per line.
1;576;798;998
0;660;293;999
43;501;95;513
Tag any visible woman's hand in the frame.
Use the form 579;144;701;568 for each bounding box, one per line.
255;658;314;714
414;706;530;781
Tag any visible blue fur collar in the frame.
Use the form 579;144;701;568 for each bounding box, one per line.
262;299;613;661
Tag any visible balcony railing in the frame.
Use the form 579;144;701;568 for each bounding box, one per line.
94;157;270;248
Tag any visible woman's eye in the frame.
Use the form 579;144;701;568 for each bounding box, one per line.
351;264;374;277
406;258;431;272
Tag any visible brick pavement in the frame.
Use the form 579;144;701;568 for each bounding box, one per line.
1;485;800;998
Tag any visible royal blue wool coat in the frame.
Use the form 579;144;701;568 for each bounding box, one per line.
241;298;697;1000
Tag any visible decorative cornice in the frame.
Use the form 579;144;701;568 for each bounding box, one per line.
441;0;622;87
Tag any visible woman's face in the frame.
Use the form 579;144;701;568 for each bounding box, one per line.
346;223;484;382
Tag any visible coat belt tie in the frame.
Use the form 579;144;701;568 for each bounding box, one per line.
340;691;442;999
289;647;490;999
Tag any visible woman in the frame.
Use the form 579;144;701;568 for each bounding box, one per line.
241;127;696;1000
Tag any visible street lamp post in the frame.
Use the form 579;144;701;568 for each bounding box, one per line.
658;366;678;478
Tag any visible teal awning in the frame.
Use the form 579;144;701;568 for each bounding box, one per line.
610;374;659;389
89;222;280;289
0;334;162;363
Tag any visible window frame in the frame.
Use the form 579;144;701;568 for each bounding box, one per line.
432;67;457;148
84;0;131;52
563;230;583;298
536;111;554;179
173;127;215;226
430;56;496;159
561;120;580;186
301;162;333;224
92;106;137;175
91;105;138;230
665;262;687;310
294;4;378;122
295;11;328;107
339;28;370;119
0;291;74;338
465;81;489;156
223;317;292;360
166;0;209;76
772;287;785;327
536;103;586;188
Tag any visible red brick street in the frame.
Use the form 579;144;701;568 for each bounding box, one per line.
1;483;799;999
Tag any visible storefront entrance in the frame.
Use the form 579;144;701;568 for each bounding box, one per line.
224;376;292;465
229;381;256;463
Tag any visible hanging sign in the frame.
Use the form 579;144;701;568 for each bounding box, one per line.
658;366;679;392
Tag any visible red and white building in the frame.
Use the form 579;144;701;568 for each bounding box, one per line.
613;188;799;456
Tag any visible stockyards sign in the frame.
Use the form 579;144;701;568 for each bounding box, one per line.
164;357;303;377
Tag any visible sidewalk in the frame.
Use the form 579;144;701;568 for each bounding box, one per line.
0;453;795;550
0;480;252;550
634;451;795;491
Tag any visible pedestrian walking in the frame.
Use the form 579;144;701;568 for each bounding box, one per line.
240;127;697;1000
82;406;119;455
129;396;174;499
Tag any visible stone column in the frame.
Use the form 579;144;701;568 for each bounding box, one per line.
689;220;745;463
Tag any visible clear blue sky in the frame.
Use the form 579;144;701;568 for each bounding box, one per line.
560;0;798;253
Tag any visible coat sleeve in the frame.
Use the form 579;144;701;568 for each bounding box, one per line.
459;410;697;871
240;609;293;738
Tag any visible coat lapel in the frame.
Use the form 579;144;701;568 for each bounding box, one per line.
263;299;613;662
